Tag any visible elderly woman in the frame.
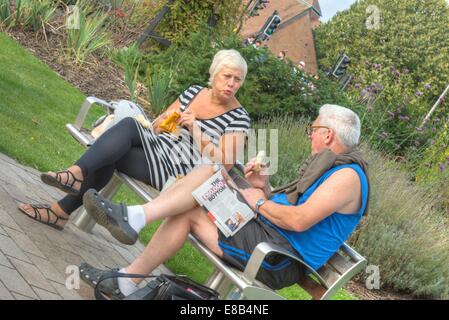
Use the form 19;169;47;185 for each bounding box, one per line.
19;49;251;231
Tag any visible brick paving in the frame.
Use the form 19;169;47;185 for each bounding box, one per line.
0;153;170;300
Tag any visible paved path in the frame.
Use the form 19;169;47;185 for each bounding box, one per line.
0;152;169;300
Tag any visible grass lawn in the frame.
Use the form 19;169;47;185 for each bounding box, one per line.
0;32;357;300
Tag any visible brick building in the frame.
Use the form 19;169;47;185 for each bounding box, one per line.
240;0;322;75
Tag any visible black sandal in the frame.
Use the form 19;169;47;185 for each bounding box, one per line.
18;204;68;231
41;170;83;195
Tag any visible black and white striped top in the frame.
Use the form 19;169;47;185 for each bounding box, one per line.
136;85;251;190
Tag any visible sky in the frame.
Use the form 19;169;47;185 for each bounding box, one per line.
319;0;357;22
318;0;449;22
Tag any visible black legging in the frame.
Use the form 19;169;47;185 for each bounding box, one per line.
58;117;151;215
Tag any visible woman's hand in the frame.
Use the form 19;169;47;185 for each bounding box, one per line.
177;110;197;132
244;158;269;189
152;111;169;134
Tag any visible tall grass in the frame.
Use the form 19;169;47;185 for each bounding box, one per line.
253;115;311;187
66;4;111;64
22;0;57;32
0;0;11;25
146;68;172;115
1;0;56;32
266;116;449;299
110;43;142;102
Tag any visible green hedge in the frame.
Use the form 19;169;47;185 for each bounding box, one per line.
314;0;449;155
141;26;355;120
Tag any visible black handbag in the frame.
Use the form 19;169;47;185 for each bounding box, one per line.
95;272;220;300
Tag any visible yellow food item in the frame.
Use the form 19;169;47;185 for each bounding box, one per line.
158;111;181;133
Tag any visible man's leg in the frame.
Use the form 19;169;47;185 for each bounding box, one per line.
141;165;216;224
82;164;219;245
124;205;222;284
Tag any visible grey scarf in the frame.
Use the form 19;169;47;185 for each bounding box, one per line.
270;149;370;216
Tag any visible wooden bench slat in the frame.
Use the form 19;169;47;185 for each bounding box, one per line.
327;252;353;275
317;264;341;287
298;276;327;300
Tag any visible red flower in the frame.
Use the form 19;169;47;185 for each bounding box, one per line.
110;9;126;19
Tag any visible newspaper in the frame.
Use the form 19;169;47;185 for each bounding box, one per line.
192;169;255;238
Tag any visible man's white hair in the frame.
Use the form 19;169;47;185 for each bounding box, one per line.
318;104;361;148
208;49;248;87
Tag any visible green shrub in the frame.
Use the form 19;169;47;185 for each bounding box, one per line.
142;26;351;120
415;120;449;213
22;0;57;32
0;0;11;25
110;43;142;101
127;0;243;46
350;146;449;298
66;3;111;64
314;0;449;155
146;67;172;115
268;116;449;299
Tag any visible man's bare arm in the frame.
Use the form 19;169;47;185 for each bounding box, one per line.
258;168;362;231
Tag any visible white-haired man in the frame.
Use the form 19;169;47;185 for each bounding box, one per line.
80;104;369;299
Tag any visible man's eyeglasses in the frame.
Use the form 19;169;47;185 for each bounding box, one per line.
306;125;330;136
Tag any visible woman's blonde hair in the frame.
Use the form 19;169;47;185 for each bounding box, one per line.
208;49;248;87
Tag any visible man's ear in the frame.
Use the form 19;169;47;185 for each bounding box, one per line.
325;129;334;144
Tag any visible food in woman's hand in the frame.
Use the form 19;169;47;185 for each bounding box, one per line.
135;114;151;129
158;111;181;133
254;150;266;172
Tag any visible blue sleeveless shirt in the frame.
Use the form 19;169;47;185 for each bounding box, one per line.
259;164;369;270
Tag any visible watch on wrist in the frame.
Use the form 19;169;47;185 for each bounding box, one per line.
255;198;266;213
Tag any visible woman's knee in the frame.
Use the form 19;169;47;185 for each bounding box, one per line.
116;116;138;130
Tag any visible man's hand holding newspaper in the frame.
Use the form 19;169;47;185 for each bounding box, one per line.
192;153;270;237
191;168;255;238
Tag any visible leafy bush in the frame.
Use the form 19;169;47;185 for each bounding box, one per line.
0;0;11;25
415;119;449;213
314;0;449;155
127;0;243;46
350;145;449;298
269;116;449;299
141;26;351;119
110;43;142;101
66;2;111;64
22;0;57;32
146;67;172;115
